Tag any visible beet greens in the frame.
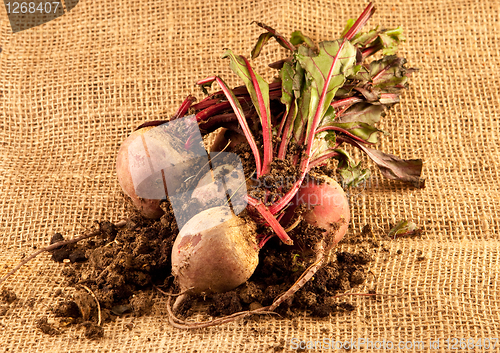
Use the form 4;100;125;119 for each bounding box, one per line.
181;2;424;245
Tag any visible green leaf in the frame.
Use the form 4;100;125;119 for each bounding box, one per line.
351;26;405;56
296;40;357;111
340;18;355;38
280;61;295;116
307;107;337;159
384;26;404;38
310;130;334;159
351;26;380;46
251;22;295;58
327;121;384;144
334;149;371;187
292;61;305;99
347;65;371;83
251;32;274;59
388;220;422;238
369;56;412;93
338;103;384;125
379;27;405;55
295;39;357;141
222;50;271;126
293;72;314;142
318;103;385;144
290;30;317;51
343;136;425;188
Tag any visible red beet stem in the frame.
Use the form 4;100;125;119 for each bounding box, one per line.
242;56;273;176
342;2;375;41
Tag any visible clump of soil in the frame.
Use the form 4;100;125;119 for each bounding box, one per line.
82;322;105;340
36;317;61;336
1;288;17;304
0;288;17;319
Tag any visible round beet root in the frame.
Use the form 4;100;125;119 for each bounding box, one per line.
295;176;350;249
116;123;202;219
171;206;259;295
116;127;164;219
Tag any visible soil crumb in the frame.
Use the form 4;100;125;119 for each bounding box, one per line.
82;322;104;340
36;317;61;336
0;289;17;304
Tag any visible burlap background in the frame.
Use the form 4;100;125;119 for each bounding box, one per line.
1;0;499;352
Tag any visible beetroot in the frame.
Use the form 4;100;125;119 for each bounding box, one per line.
171;206;258;311
116;114;206;219
293;176;350;250
116;126;164;219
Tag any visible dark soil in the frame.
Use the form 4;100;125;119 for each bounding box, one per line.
1;289;17;304
42;198;377;337
42;202;178;336
36;317;61;336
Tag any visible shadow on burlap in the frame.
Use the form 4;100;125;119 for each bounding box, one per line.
0;0;499;352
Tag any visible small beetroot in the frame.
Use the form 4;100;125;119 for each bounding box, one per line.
116;115;207;219
116;126;164;219
171;206;259;310
293;176;350;250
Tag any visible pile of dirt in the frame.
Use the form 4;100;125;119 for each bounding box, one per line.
39;198;378;338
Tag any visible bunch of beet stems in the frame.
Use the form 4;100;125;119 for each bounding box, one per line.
140;2;423;247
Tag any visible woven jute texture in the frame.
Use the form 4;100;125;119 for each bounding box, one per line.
1;0;499;352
